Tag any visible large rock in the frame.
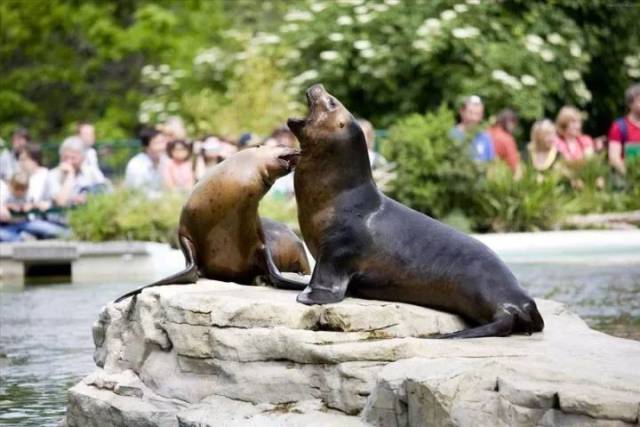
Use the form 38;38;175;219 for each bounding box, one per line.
66;280;640;426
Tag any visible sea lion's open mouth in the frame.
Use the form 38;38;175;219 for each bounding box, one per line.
278;151;301;171
287;84;327;137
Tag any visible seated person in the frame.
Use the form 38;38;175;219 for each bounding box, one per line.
44;136;108;207
0;127;30;181
488;109;522;178
527;119;559;173
358;118;389;169
194;135;238;180
608;83;640;175
554;106;595;164
18;143;49;206
162;139;195;191
449;95;495;162
125;127;168;193
0;173;69;241
77;121;100;171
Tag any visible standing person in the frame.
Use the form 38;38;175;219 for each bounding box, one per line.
488;109;522;178
125;127;168;194
608;83;640;175
449;95;495;162
18;143;50;207
162;139;195;191
44;136;108;208
77;121;100;170
0;127;30;180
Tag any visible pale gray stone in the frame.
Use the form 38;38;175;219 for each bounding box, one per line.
66;280;640;427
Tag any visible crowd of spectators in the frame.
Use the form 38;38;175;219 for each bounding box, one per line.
1;83;638;242
450;83;640;186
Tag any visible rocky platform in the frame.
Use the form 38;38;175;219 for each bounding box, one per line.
65;281;640;426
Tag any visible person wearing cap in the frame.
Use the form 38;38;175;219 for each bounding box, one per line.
449;95;495;162
125;127;168;193
44;136;108;207
0;127;30;180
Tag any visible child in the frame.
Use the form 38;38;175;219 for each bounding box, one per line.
162;139;195;191
0;172;68;241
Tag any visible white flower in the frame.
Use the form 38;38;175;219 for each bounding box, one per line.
491;69;510;81
440;10;457;21
310;3;327;12
466;0;481;4
417;18;441;36
354;39;372;50
525;34;544;53
453;4;469;13
573;82;592;102
320;50;340;61
354;5;368;14
291;70;319;85
360;48;375;58
412;39;431;51
281;23;299;33
141;65;154;76
384;0;400;5
161;76;174;86
372;4;389;12
563;69;581;81
254;32;280;44
547;33;565;45
540;49;555;62
628;68;640;78
284;10;313;22
138;112;150;123
337;15;353;26
328;33;345;42
521;74;537;86
159;64;170;73
286;49;301;59
451;26;480;39
624;55;639;68
357;13;374;24
569;42;582;58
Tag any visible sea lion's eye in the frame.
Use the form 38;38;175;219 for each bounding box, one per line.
329;98;337;108
339;122;345;128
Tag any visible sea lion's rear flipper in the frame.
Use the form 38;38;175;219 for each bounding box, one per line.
437;314;514;339
296;257;349;305
114;236;199;303
264;245;309;290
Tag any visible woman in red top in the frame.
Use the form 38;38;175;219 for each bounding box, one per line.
554;106;595;163
608;83;640;175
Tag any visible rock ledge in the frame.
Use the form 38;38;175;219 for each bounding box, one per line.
66;281;640;426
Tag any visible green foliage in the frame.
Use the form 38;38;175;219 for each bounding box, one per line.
0;0;224;139
384;106;479;218
68;189;185;242
180;53;302;137
473;163;567;232
258;196;300;232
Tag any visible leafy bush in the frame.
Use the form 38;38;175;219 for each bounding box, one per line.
68;189;185;242
384;106;479;219
473;163;567;232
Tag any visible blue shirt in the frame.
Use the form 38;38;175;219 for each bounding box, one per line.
449;127;495;162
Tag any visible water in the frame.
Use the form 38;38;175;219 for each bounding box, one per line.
0;264;639;426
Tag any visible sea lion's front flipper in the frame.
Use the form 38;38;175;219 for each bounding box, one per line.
264;245;309;290
114;236;199;303
296;256;349;305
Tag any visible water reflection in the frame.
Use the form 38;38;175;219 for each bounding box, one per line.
0;282;132;427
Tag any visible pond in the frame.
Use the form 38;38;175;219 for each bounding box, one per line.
0;261;638;426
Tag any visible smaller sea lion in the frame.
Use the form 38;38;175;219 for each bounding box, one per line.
115;146;310;303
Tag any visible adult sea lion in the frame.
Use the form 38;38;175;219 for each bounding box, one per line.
115;146;310;303
287;84;544;338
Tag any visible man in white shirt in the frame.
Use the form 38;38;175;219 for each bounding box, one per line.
44;136;108;207
125;127;168;194
77;121;100;171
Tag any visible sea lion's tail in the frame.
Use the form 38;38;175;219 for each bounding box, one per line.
114;236;199;303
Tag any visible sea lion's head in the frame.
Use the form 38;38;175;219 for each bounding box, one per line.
287;84;365;151
251;145;300;188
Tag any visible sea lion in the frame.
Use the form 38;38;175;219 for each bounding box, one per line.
287;84;544;338
115;146;310;303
